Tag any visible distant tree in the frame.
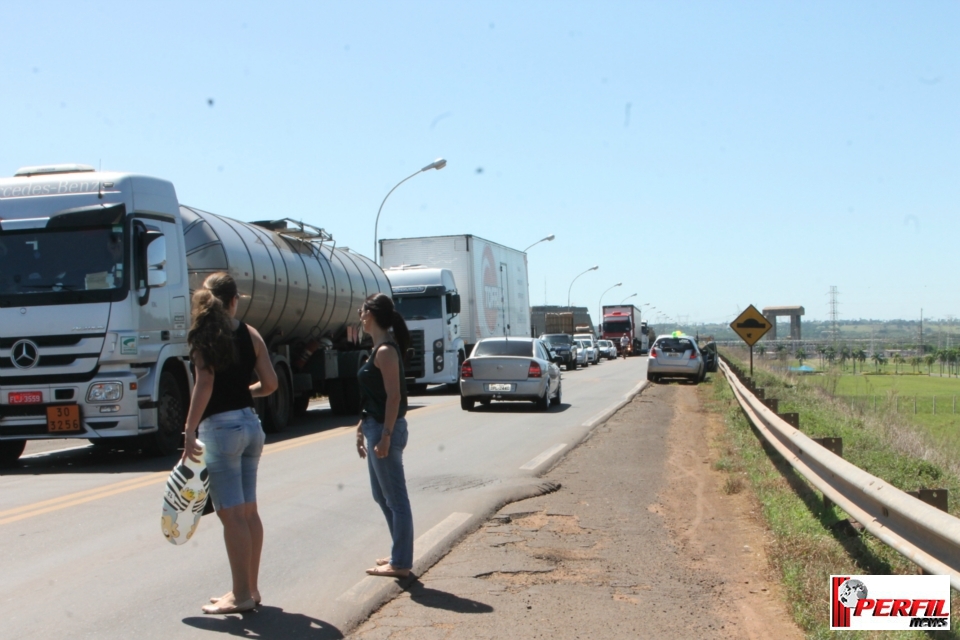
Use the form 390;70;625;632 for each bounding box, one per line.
815;344;826;369
757;344;767;358
909;356;920;374
925;354;936;374
871;352;885;372
795;347;807;367
893;353;905;374
841;346;851;371
938;349;948;375
854;349;868;373
825;346;837;366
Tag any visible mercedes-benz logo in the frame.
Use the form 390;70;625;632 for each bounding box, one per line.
11;340;40;369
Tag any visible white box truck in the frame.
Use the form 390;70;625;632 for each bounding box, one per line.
380;235;530;381
0;164;390;464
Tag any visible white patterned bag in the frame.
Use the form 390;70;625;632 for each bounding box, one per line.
161;441;210;545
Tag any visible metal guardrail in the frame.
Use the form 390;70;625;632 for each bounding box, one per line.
720;358;960;590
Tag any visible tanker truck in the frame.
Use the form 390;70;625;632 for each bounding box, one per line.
0;164;389;464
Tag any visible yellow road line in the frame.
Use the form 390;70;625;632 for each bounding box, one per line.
0;398;457;527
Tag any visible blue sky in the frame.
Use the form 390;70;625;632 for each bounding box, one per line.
2;1;957;323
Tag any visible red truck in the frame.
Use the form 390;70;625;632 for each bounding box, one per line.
601;305;647;355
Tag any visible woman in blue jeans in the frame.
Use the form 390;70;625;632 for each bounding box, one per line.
183;272;277;614
356;293;413;578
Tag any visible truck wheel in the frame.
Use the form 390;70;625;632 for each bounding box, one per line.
0;440;26;467
327;380;346;415
146;371;185;457
460;396;475;411
263;365;291;433
293;394;311;417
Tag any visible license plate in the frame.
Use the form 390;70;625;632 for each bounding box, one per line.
47;405;82;433
9;391;42;404
487;383;513;392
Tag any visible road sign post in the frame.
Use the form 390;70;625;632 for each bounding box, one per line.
730;304;773;376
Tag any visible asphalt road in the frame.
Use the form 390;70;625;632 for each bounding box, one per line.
0;355;647;639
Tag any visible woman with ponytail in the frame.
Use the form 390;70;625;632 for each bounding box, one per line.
355;292;414;578
184;272;278;614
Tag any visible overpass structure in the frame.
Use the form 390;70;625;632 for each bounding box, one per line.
762;305;805;340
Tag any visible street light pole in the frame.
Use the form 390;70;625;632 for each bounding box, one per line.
523;234;555;253
374;158;447;265
598;282;622;335
567;265;598;309
620;293;637;304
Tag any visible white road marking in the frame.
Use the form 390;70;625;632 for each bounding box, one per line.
20;444;92;459
337;511;472;604
520;443;567;470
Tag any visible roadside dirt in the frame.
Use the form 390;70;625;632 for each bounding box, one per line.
348;380;804;639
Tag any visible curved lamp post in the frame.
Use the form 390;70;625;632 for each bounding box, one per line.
620;292;637;304
374;158;447;265
567;265;598;309
598;282;622;334
523;234;555;253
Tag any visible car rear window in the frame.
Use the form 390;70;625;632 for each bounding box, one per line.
655;338;695;353
542;334;572;345
474;340;535;357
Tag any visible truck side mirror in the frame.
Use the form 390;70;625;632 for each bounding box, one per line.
447;293;461;315
137;227;166;305
146;235;167;288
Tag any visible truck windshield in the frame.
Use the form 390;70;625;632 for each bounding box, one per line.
394;295;442;320
603;320;631;334
0;225;125;297
474;340;534;357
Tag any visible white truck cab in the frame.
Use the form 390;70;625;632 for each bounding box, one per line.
0;164;191;462
384;266;464;389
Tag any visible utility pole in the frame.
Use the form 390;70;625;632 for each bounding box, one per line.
919;308;923;355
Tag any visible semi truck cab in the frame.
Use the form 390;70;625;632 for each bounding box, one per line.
384;266;464;389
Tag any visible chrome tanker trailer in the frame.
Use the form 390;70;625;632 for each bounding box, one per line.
0;165;387;464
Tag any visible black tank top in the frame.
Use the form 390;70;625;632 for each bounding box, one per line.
357;342;408;423
201;321;257;421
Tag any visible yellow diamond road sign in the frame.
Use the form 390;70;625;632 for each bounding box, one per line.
730;304;772;346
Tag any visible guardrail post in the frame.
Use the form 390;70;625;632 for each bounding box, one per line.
907;489;949;575
779;412;800;428
765;398;779;413
755;387;765;400
813;437;843;511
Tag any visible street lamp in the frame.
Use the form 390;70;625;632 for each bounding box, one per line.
620;293;637;304
374;158;447;265
567;265;598;308
523;234;555;253
598;282;622;334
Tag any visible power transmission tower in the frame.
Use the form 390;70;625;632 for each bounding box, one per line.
828;286;840;345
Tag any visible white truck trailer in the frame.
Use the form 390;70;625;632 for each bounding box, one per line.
0;164;390;464
380;235;530;368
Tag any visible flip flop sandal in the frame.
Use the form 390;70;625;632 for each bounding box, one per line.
202;598;257;615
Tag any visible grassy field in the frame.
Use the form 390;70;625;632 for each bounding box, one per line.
705;354;960;637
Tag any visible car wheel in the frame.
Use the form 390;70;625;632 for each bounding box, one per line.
647;371;654;381
535;386;550;411
550;381;562;407
460;396;475;411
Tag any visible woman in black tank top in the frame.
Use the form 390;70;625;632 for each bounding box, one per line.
356;293;415;578
183;272;278;615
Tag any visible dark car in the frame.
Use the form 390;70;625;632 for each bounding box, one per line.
540;333;579;371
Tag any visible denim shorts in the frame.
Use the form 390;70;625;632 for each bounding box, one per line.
198;407;265;511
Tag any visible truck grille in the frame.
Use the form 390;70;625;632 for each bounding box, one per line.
406;330;425;379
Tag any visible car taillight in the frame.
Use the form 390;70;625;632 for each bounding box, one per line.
528;361;542;378
689;352;698;359
649;347;657;357
461;361;473;378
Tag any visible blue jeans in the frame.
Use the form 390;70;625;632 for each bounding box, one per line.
199;407;265;511
362;415;413;570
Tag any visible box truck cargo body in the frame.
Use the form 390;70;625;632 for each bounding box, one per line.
0;164;389;464
601;304;647;355
380;235;530;357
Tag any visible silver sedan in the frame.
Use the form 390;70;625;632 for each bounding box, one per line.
460;337;562;411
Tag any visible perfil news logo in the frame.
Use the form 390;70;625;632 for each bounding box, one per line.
831;574;951;631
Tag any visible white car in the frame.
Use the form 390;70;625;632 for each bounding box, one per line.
460;337;563;410
596;339;617;360
575;339;598;365
574;333;600;364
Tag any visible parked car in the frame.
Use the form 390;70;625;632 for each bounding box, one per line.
647;334;705;383
540;333;580;371
460;337;562;411
575;339;598;365
596;339;617;360
573;333;600;364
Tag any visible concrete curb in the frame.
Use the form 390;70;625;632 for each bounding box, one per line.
334;379;650;635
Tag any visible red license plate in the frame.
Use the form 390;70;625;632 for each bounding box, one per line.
9;391;42;404
47;405;82;433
